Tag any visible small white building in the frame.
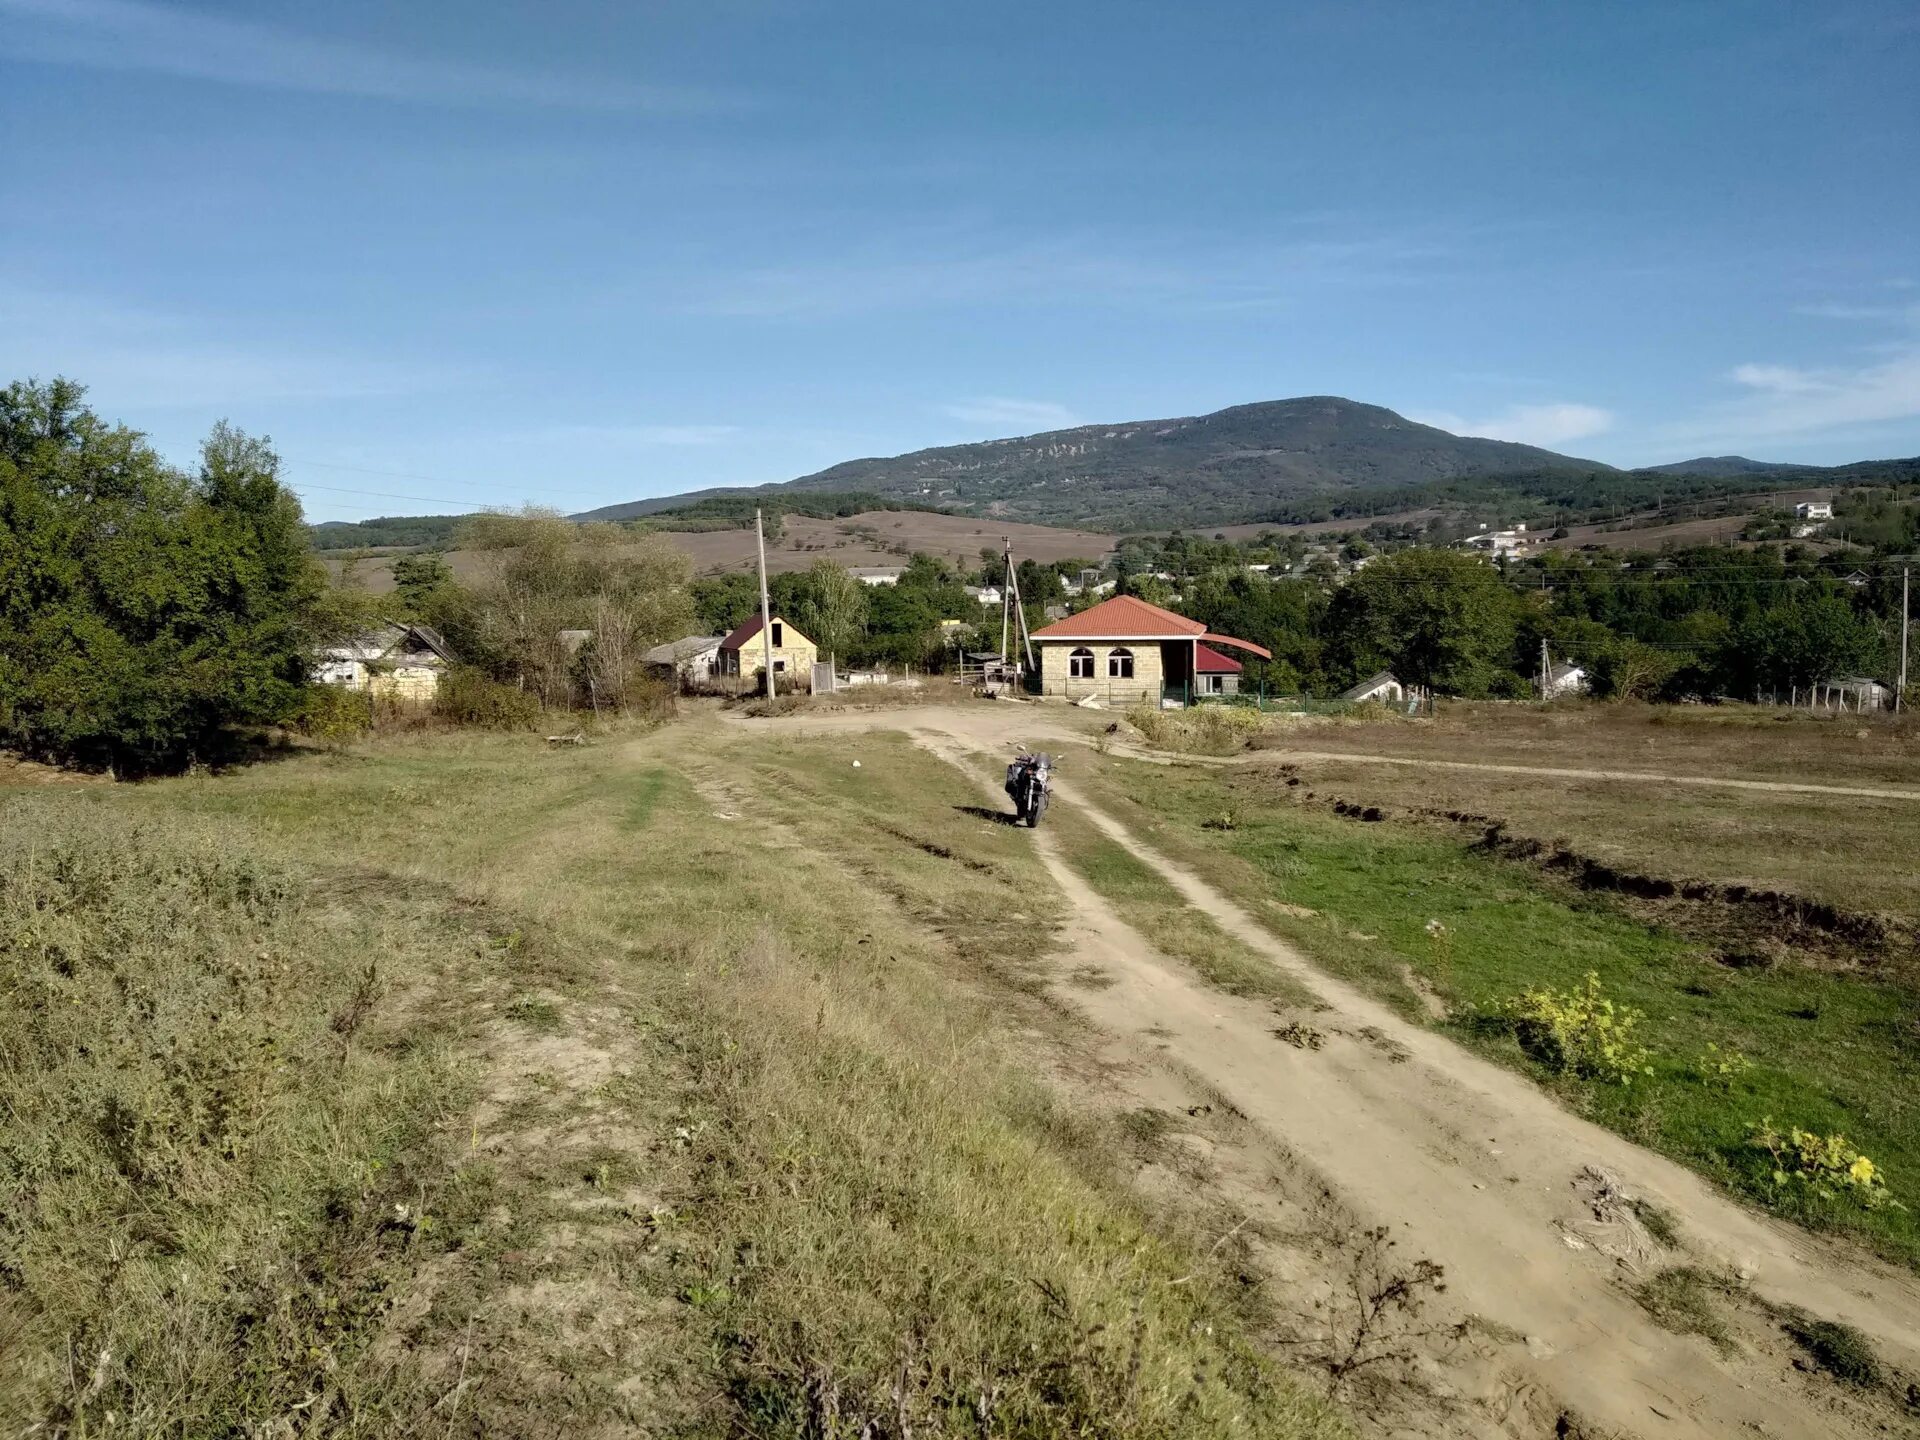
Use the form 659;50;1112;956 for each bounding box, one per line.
1338;671;1408;705
1795;501;1834;521
964;584;1003;606
1535;661;1588;699
314;623;453;702
850;567;905;586
643;634;725;686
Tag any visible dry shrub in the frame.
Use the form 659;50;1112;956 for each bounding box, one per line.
0;803;468;1435
1126;703;1269;755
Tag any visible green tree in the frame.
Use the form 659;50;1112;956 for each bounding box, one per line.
0;379;321;773
389;552;454;614
1328;549;1519;697
796;560;869;663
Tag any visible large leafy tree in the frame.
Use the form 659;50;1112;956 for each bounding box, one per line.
0;379;321;773
1327;548;1520;697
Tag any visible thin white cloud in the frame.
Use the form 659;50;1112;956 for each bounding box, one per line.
0;0;728;111
1415;402;1615;448
0;284;478;407
679;229;1456;319
1705;351;1920;439
941;397;1081;431
536;423;743;447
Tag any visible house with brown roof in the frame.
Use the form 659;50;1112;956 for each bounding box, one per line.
1029;594;1269;706
713;614;818;689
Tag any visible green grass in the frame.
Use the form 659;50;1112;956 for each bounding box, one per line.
1065;751;1920;1269
1;725;1347;1438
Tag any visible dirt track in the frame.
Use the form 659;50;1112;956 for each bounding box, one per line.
747;705;1920;1437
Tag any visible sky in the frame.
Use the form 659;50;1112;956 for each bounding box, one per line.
3;0;1918;523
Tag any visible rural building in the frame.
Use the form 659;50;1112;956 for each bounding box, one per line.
714;614;818;686
314;623;453;701
1339;671;1407;705
965;584;1003;605
643;634;725;686
1029;594;1269;706
1195;643;1242;696
1535;661;1588;699
850;567;905;586
1461;526;1532;558
1796;501;1834;520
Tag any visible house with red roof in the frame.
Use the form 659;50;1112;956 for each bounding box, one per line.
714;613;818;689
1028;594;1270;706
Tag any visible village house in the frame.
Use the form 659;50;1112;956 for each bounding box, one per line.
1535;660;1588;699
1195;642;1243;697
1796;501;1834;521
314;622;453;702
713;614;818;687
1338;671;1409;705
643;634;725;687
850;566;905;586
1028;594;1269;706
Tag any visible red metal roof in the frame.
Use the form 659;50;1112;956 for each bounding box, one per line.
1200;632;1273;661
720;614;771;649
1030;594;1206;640
1194;643;1243;674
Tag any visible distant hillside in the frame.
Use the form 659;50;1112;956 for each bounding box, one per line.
576;397;1619;530
1642;456;1805;478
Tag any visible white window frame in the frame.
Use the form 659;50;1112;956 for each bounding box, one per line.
1108;647;1135;679
1068;647;1095;679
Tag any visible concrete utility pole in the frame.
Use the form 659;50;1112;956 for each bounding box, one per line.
755;508;775;697
1901;565;1910;713
1539;638;1550;699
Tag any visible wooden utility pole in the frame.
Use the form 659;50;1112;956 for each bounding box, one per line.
755;508;775;697
1003;537;1035;672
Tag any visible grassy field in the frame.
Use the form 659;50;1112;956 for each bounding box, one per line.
0;726;1344;1438
1062;749;1920;1268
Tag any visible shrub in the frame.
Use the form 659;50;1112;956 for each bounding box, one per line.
290;683;372;743
433;666;541;729
1691;1041;1754;1091
1126;703;1267;755
1749;1119;1898;1210
1501;971;1654;1084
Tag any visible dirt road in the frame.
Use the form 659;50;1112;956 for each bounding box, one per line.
742;705;1920;1437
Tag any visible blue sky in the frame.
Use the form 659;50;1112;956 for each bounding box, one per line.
3;0;1917;523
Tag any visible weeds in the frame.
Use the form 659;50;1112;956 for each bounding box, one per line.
1751;1120;1899;1211
1296;1227;1449;1397
1501;972;1654;1085
1781;1313;1883;1387
1633;1267;1738;1353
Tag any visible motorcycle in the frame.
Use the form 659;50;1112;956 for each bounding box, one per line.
1005;752;1054;828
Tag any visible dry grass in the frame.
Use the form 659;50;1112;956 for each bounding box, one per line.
1;724;1346;1438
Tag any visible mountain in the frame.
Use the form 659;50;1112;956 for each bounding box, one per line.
1642;456;1805;478
576;397;1618;530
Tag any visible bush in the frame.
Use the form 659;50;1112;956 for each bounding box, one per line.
1126;703;1267;755
433;666;541;730
290;683;372;743
1750;1119;1898;1211
1501;971;1654;1084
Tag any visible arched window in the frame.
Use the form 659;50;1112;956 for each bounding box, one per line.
1068;646;1095;679
1108;647;1135;679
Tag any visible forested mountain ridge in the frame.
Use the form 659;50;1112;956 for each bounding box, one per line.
578;397;1617;529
